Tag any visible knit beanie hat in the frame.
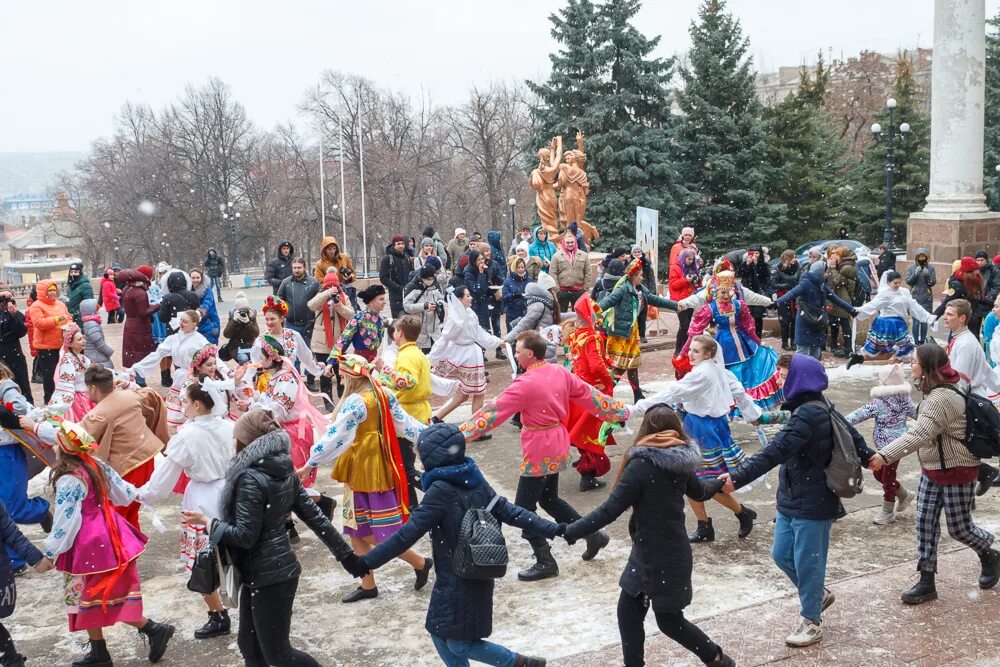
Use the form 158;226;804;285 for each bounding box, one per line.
234;291;250;310
420;237;435;249
879;363;907;386
136;265;154;281
419;265;437;280
424;256;442;272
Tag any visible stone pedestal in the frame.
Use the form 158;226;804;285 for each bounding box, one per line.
905;211;1000;277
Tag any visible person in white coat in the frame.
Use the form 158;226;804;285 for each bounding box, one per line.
853;270;936;361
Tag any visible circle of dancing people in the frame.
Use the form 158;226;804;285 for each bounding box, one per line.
0;235;999;667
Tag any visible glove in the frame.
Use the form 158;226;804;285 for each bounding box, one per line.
554;523;567;537
341;553;370;578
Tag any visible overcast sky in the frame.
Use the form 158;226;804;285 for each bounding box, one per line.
4;0;1000;153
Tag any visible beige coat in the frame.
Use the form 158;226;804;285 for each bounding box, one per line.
82;389;167;476
549;249;591;291
308;288;355;355
879;384;978;470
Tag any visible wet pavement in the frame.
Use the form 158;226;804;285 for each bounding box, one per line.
9;287;1000;665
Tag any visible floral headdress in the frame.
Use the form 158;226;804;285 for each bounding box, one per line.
188;344;219;376
61;323;81;353
625;258;643;277
259;335;285;365
708;270;736;302
262;295;288;317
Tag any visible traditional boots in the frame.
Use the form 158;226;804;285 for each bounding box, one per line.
689;518;715;543
979;549;1000;589
518;544;559;582
901;571;937;605
160;369;173;388
194;610;231;639
137;620;175;663
316;494;337;520
976;462;999;496
72;640;112;667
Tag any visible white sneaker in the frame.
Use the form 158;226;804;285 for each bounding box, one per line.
785;619;823;647
896;486;914;513
873;501;897;525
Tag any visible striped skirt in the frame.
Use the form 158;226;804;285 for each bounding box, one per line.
64;564;143;631
863;316;913;358
343;489;404;542
607;322;641;370
684;412;747;480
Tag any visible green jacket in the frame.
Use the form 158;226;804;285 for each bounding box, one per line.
66;277;95;325
598;282;676;338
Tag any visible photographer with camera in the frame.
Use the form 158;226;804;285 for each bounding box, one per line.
403;265;445;353
0;291;33;403
308;269;355;399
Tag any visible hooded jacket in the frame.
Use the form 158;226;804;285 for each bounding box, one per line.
731;354;874;520
313;235;355;284
80;299;113;368
158;270;200;333
504;281;557;355
27;280;70;350
485;231;507;280
265;241;294;293
565;436;723;611
775;268;856;348
379;243;411;298
210;430;353;588
100;273;121;312
120;270;158;368
203;248;225;278
527;226;557;267
66;269;94;325
905;247;936;309
361;424;559;642
193;279;222;343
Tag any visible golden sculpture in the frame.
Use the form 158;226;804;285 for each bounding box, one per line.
529;136;562;240
558;131;589;229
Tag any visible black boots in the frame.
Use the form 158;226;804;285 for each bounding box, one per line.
976;463;999;496
706;652;736;667
632;387;645;403
901;571;937;605
72;640;112;667
581;531;610;561
0;653;25;667
578;473;607;492
689;518;715;543
316;494;337;520
736;506;757;539
160;369;172;388
138;620;175;663
194;610;230;639
518;544;559;581
979;549;1000;589
514;654;547;666
342;586;379;603
414;557;434;591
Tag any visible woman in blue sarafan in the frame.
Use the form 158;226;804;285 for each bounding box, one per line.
680;268;781;412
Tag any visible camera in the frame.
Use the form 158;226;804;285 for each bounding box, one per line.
435;300;446;324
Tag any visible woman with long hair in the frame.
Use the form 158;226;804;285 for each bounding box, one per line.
871;343;1000;604
668;247;703;352
189;268;221;345
935;256;990;339
564;405;734;667
46;325;96;421
251;295;325;376
298;354;432;603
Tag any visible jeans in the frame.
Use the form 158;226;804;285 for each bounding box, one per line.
617;590;719;666
35;348;59;404
797;344;822;360
237;578;321;667
210;275;224;300
772;512;832;623
514;473;582;550
430;635;516;667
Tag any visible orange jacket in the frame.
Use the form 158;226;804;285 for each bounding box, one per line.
314;235;356;283
28;279;70;350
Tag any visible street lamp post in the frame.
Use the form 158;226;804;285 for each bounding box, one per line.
221;201;242;273
870;98;910;249
508;198;516;242
994;165;1000;210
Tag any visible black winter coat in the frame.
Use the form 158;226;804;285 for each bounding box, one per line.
379;246;411;297
738;256;771;295
934;275;991;324
266;242;295;294
0;499;41;618
210;431;352;588
158;272;200;333
361;425;559;642
731;392;874;520
565;441;722;612
0;310;28;360
203;249;225;279
770;262;801;294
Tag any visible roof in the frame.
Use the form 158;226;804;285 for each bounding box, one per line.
6;219;81;250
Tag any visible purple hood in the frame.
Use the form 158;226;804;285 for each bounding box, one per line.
783;354;828;402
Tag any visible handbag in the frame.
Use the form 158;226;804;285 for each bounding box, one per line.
186;545;220;594
215;546;242;608
797;299;829;328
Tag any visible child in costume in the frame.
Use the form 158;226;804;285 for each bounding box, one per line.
597;257;678;402
335;285;389;363
47;325;135;421
300;353;432;604
853;270;936;361
41;421;175;666
681;269;781;411
632;334;761;543
845;363;917;525
137;380;235;640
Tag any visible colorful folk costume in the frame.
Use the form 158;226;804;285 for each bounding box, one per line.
177;344;253;423
428;292;501;396
306;354;425;542
681;271;781;411
42;422;148;631
854;272;936;360
251;295;326;376
566;294;617;485
137;381;235;570
130;326;210;434
47;324;96;421
336;287;388;363
249;335;329;490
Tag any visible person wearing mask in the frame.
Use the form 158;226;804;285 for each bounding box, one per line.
825;248;857;359
906;248;937;345
65;262;94;327
380;235;411;318
771;250;801;351
265;241;294;294
309;271;354;399
445;228;469;272
203;248;225;302
27;280;71;403
775;262;857;361
0;293;32;402
420;226;449;267
403;266;445;353
977;250;1000;306
277;258;321;350
527;226;557;271
509;226;533;257
502;257;532;329
190;269;221;345
737;245;771;338
550;233;591;313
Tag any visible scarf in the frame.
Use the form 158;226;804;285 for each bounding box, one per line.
321;273;348;349
420;456;486;491
560;235;578;265
634;429;687;448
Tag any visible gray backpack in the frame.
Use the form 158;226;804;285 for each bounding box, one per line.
452;491;508;580
806;400;864;498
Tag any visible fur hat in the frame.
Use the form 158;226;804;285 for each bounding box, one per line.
358;284;386;303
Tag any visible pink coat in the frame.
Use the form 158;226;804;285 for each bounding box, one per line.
101;277;121;311
460;363;628;476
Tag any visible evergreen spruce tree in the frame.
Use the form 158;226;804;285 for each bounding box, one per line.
842;57;929;247
985;10;1000;210
674;0;784;257
762;55;848;249
527;0;682;254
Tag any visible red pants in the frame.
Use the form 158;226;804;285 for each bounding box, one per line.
873;460;900;502
117;458;155;530
577;449;611;477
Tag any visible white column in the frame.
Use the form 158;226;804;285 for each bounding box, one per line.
923;0;989;214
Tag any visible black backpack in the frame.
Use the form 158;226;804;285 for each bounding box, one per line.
452;491;508;580
938;386;1000;464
